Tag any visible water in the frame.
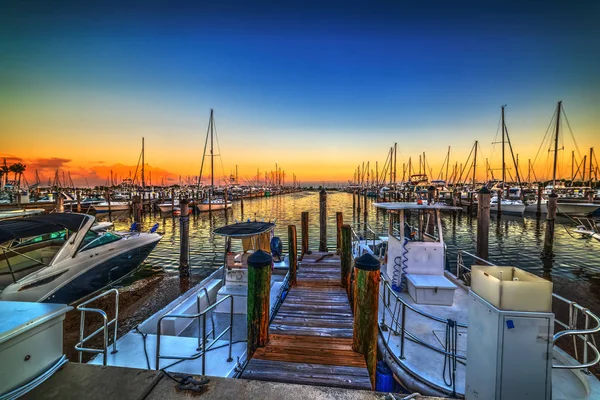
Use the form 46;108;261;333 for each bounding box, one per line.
94;191;600;324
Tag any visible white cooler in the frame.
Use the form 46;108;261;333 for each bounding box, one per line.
406;274;457;306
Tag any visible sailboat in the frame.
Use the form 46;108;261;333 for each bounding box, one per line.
489;106;526;215
196;109;232;213
524;101;600;216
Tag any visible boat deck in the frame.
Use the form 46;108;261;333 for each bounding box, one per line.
242;252;372;391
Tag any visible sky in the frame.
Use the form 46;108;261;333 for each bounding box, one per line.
1;0;599;186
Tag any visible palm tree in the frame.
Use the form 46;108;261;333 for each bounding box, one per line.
0;161;8;190
9;163;26;190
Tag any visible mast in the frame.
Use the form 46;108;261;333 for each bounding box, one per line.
501;105;506;195
552;101;562;190
210;109;214;206
571;151;575;183
393;143;397;186
141;137;145;193
445;146;450;182
590;147;595;187
472;141;478;186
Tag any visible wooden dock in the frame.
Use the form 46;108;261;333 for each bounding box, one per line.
242;252;372;391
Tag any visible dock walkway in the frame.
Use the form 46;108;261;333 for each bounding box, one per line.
242;252;372;390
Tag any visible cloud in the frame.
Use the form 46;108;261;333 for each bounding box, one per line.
27;157;72;170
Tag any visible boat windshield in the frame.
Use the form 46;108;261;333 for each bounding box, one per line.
80;231;122;252
12;230;70;247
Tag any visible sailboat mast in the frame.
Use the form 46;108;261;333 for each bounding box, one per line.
472;141;478;186
141;137;145;192
210;109;214;194
501;105;505;191
552;101;562;190
445;146;450;182
393;143;397;186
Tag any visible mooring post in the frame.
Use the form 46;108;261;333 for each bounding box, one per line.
105;190;112;221
240;197;244;219
76;190;81;212
536;183;543;218
476;187;491;261
247;250;272;356
223;187;228;215
363;190;368;220
352;253;380;389
133;195;142;230
496;188;502;216
341;224;352;297
427;185;435;205
171;188;175;214
301;211;309;255
56;193;64;213
543;193;558;258
336;212;343;252
352;191;356;212
179;199;190;279
288;225;298;286
319;189;328;252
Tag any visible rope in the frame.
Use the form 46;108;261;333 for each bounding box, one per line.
442;319;458;397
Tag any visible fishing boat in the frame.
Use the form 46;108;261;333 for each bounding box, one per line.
92;201;131;213
77;221;289;379
574;218;600;242
157;199;179;213
195;109;233;213
354;202;600;398
0;213;161;303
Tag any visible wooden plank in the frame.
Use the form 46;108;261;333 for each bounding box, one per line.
241;359;372;390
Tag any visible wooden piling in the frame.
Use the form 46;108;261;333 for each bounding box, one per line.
76;190;81;213
288;225;298;286
352;191;356;212
240;197;244;218
352;253;380;389
179;200;190;278
319;189;328;252
56;194;64;213
171;188;175;213
543;193;558;258
133;195;142;229
340;224;352;297
363;191;367;219
427;185;435;205
497;188;502;216
336;212;343;252
476;187;491;261
223;187;228;215
301;211;309;255
247;250;273;356
536;183;543;218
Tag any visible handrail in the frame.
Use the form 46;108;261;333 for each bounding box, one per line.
75;288;119;366
156;294;234;373
454;250;600;371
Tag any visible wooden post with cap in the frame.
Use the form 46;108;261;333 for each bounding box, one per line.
352;253;380;389
476;187;491;261
179;199;190;279
340;224;352;297
247;250;272;356
288;225;298;286
301;211;309;256
319;189;328;252
543;193;558;258
336;212;343;253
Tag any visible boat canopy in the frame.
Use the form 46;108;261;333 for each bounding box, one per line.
0;213;92;243
213;221;275;238
373;202;462;211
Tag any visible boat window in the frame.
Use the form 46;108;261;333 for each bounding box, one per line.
13;230;69;247
80;231;121;251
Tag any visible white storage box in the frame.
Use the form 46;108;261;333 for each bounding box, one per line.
471;266;552;312
226;268;248;285
0;302;72;396
406;274;456;306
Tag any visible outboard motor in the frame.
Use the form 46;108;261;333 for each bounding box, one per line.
270;236;283;262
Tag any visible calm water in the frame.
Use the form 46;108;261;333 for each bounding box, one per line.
97;191;600;315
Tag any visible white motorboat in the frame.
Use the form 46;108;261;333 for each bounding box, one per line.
158;200;179;213
0;208;45;221
77;221;288;380
0;213;161;303
489;196;525;215
92;201;131;213
524;199;600;216
355;202;600;398
196;198;232;212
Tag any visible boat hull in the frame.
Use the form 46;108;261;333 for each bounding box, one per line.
490;203;525;215
196;202;232;212
92;202;131;213
525;202;599;216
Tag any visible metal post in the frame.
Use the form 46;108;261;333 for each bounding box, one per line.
228;296;234;362
400;302;406;359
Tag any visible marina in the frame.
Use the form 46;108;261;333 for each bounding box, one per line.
2;1;600;399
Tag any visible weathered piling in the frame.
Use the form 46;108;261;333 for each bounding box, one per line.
427;185;435;205
55;194;64;213
247;250;273;356
340;224;352;297
179;200;190;278
240;197;244;218
76;190;81;213
223;187;228;215
288;225;298;286
301;211;309;255
363;191;367;219
496;189;502;216
171;188;175;213
133;196;142;228
105;190;112;220
319;189;328;252
543;193;558;258
476;187;491;261
352;253;380;389
352;191;356;212
336;212;343;252
536;183;543;218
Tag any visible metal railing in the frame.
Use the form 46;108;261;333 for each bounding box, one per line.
379;275;463;396
75;289;119;365
155;294;234;374
454;250;600;371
